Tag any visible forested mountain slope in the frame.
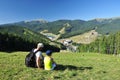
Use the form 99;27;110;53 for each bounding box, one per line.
0;25;60;52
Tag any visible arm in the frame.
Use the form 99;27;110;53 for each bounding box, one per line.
51;58;56;64
35;51;43;68
51;57;56;70
36;57;41;68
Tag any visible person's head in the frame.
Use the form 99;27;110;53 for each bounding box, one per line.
46;50;52;56
37;43;44;50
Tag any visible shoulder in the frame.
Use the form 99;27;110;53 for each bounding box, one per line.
36;51;42;57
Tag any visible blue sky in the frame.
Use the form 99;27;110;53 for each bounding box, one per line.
0;0;120;24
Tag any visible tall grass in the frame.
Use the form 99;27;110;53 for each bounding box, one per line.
0;52;120;80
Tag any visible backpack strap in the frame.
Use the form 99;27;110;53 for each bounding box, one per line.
32;48;39;54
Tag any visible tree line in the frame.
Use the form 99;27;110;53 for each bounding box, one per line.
0;32;60;52
78;31;120;54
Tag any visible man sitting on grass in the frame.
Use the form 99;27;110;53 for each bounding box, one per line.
33;43;44;69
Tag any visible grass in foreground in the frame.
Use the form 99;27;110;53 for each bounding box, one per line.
0;52;120;80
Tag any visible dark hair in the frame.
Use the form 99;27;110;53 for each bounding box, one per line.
46;50;52;56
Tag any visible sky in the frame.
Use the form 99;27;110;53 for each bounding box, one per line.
0;0;120;24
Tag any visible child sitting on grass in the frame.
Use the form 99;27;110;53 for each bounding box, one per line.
44;50;56;70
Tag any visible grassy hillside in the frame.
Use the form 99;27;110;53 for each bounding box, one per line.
0;52;120;80
66;30;98;44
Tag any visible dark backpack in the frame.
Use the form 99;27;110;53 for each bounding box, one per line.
25;49;38;68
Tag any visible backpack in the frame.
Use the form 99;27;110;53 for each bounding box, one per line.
25;49;38;68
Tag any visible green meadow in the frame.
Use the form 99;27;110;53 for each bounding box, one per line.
0;52;120;80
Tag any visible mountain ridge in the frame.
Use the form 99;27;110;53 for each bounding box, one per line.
1;17;120;39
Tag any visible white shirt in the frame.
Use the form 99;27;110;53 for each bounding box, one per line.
34;49;43;59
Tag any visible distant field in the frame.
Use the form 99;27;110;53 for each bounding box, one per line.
0;52;120;80
68;30;98;44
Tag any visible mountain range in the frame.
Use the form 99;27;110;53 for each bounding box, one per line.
0;17;120;42
4;17;119;38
